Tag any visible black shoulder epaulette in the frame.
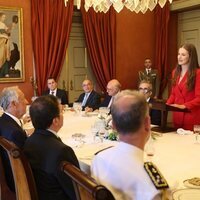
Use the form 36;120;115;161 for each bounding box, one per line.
144;162;169;189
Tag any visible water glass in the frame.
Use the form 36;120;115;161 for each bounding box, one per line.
194;125;200;144
73;102;82;114
145;137;155;161
99;107;110;119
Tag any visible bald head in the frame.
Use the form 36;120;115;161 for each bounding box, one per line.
107;79;121;96
111;90;149;134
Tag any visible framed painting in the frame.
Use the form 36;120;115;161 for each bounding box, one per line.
0;6;24;83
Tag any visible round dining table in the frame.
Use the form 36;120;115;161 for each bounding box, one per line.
58;110;200;194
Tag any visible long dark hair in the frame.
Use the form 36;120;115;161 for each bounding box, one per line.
172;43;199;91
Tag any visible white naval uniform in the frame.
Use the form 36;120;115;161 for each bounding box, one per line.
91;142;161;200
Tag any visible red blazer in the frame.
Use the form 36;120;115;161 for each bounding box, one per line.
167;69;200;130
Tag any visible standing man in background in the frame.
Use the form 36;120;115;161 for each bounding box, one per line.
138;58;160;98
43;77;68;105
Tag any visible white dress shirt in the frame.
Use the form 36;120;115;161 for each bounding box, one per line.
91;142;161;200
49;89;57;96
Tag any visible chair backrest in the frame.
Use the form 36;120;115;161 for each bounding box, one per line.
0;152;16;200
61;161;115;200
0;136;38;200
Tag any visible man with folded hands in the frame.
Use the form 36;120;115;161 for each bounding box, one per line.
91;90;163;200
76;79;101;112
24;95;79;200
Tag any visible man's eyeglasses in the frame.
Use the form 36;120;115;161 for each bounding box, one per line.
138;87;151;94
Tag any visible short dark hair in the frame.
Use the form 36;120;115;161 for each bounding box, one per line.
47;77;56;81
111;90;149;134
30;95;60;129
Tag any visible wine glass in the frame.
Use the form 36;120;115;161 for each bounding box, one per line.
99;107;110;119
98;127;106;143
194;125;200;144
145;137;155;161
73;102;82;114
72;133;85;147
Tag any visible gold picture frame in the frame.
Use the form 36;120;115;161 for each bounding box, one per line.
0;6;24;83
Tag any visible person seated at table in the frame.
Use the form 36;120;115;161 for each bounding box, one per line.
76;79;101;112
138;80;161;126
91;90;164;200
43;77;68;105
23;95;79;200
100;79;121;108
0;86;28;191
138;58;160;98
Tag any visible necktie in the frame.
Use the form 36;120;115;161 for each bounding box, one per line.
51;91;54;96
82;93;89;106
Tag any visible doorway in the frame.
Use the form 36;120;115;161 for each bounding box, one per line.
58;10;96;103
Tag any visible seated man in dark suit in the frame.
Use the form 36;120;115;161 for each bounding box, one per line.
100;79;121;108
43;77;68;105
138;80;161;126
0;86;28;191
23;95;79;200
76;79;101;112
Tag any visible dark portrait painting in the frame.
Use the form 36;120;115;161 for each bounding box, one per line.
0;7;24;83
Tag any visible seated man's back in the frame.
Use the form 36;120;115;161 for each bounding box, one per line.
23;95;79;200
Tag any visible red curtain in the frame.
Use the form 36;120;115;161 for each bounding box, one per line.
154;3;170;98
31;0;74;95
80;5;116;93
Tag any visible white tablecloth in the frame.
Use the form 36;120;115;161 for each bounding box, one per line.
58;110;200;190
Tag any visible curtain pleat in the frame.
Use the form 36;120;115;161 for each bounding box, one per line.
81;4;116;93
31;0;74;95
155;3;170;98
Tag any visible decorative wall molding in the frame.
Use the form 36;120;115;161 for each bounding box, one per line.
171;0;200;11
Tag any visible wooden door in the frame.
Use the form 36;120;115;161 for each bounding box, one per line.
178;9;200;63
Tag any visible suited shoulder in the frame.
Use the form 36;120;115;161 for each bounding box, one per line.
42;90;49;95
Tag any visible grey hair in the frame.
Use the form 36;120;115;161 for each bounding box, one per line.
0;86;20;110
111;90;149;134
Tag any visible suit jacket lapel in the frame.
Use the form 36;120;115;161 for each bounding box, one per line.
86;91;94;105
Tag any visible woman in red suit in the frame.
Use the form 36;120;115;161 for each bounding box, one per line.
167;43;200;130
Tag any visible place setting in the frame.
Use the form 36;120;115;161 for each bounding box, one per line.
171;177;200;199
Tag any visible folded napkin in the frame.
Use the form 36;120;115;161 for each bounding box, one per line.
177;128;193;135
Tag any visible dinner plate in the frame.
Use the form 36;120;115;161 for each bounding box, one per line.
183;178;200;189
172;188;200;200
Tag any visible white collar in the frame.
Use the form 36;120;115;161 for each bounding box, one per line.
50;88;57;95
4;112;21;127
47;128;59;137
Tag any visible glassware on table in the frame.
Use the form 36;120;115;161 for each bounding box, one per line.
145;137;155;161
98;127;106;143
91;125;99;142
72;133;85;147
194;125;200;144
73;102;82;114
99;107;110;119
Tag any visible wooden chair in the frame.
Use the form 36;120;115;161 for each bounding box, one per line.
0;136;38;200
0;153;16;200
61;161;115;200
